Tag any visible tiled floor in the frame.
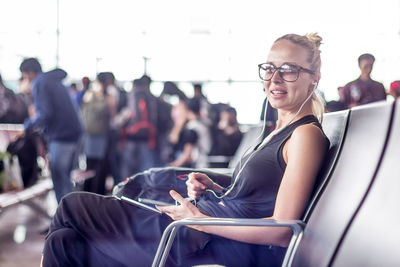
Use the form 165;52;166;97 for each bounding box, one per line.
0;193;56;267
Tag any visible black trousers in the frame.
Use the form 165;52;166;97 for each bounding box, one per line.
42;192;213;267
43;192;285;267
43;192;166;267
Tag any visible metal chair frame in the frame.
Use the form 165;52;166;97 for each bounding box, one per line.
152;217;305;267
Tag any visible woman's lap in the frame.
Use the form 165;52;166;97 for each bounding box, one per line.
45;192;167;266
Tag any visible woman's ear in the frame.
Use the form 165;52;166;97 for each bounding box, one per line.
307;81;317;94
309;74;320;93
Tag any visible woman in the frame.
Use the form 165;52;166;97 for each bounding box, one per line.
81;73;117;195
42;33;328;267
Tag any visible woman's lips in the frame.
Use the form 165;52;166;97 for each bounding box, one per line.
270;89;287;99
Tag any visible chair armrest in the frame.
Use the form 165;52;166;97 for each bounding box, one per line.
152;217;305;267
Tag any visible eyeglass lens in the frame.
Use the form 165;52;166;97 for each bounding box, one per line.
259;64;299;82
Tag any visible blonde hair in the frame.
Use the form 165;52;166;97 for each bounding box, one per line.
275;33;325;122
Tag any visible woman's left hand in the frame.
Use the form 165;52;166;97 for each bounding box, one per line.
156;190;206;221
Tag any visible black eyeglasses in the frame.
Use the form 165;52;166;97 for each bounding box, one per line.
258;63;315;82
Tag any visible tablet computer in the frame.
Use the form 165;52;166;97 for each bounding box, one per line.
120;196;164;214
136;188;177;205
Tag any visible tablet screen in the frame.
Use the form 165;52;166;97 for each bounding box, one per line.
120;196;163;214
136;188;177;205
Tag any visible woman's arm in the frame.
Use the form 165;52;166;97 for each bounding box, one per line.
159;123;327;247
274;124;327;222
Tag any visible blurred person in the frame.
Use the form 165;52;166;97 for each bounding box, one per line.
68;82;79;105
157;81;186;164
168;97;211;168
325;100;347;112
100;72;125;185
388;80;400;99
18;76;35;118
166;99;190;166
324;86;347;112
191;83;212;125
160;81;188;103
81;74;113;195
82;76;91;90
116;77;160;180
149;79;174;166
193;82;205;99
20;58;83;203
17;74;48;165
139;76;174;158
74;76;91;107
0;73;29;123
214;106;243;157
0;73;37;189
70;82;78;95
340;53;386;108
102;72;127;113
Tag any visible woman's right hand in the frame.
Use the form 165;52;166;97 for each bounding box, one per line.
186;172;214;200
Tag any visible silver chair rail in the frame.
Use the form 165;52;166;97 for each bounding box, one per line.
152;217;305;267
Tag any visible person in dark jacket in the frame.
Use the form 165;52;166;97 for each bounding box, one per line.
21;58;83;203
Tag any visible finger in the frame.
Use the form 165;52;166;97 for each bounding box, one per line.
187;191;196;200
169;190;188;205
156;205;180;220
187;186;202;200
156;204;174;214
192;173;208;188
188;178;206;190
187;173;196;184
192;172;206;180
188;172;196;179
188;172;201;181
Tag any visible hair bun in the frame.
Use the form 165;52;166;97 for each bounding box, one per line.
306;33;323;48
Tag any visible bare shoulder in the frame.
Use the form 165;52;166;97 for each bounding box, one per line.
293;123;325;141
288;123;327;153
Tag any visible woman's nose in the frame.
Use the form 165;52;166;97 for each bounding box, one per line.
270;69;283;83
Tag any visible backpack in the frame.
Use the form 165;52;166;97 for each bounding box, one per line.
122;90;158;148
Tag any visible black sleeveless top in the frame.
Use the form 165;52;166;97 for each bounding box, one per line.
197;115;325;219
168;115;329;267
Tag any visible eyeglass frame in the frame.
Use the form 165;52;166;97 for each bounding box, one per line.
258;62;315;82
